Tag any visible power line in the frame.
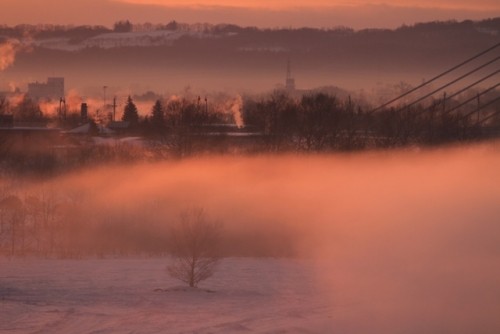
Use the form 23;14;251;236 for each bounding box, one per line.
371;42;500;113
443;69;500;103
413;69;499;117
477;97;500;124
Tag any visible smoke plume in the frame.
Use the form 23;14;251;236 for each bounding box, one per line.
0;39;21;72
228;95;244;128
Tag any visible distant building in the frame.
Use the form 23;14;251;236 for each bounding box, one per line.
27;77;64;101
285;59;296;92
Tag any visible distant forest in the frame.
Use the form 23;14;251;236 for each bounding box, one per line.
1;17;499;97
1;17;500;39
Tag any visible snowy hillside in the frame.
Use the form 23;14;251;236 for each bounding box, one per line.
30;30;216;51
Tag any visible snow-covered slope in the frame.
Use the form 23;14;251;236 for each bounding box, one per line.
31;30;215;51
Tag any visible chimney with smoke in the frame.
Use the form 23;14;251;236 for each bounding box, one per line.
81;103;88;123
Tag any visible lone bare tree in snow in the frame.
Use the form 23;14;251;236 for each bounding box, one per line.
167;208;222;288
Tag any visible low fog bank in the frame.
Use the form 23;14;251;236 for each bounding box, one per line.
2;142;500;332
1;142;499;257
305;145;500;333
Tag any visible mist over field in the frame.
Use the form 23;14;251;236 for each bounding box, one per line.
1;11;500;333
3;142;499;258
1;142;500;332
17;141;500;258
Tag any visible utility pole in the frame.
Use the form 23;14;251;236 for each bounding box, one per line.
103;85;108;111
59;97;66;121
113;96;117;121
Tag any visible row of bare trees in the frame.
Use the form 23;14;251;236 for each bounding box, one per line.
0;189;223;287
0;188;223;259
242;91;499;151
0;190;80;257
138;91;498;157
0;189;169;258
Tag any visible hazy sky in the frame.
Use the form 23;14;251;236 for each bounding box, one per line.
1;0;499;29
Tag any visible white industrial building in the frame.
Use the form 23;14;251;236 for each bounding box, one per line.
27;77;64;101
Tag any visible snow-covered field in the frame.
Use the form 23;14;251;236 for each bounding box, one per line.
1;258;335;333
2;254;500;334
2;146;500;333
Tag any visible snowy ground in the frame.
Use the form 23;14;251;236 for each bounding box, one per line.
0;258;335;333
2;253;500;334
2;147;500;333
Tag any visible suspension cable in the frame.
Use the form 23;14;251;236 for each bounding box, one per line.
370;42;500;113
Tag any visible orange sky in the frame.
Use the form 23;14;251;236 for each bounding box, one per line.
0;0;498;29
119;0;500;11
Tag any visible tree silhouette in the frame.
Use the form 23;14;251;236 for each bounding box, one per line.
150;99;165;132
298;93;341;151
167;208;222;288
122;96;139;125
14;96;44;122
113;20;133;33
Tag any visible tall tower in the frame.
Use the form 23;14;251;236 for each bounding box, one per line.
285;58;296;91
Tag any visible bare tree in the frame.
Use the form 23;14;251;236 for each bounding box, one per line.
167;208;222;288
0;195;25;256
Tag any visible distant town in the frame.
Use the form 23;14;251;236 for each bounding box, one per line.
0;18;499;176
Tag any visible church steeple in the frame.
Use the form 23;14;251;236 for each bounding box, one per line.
285;58;296;91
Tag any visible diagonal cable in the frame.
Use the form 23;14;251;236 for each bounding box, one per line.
370;42;500;113
460;93;500;121
396;56;499;112
414;69;500;117
477;97;500;125
445;69;500;102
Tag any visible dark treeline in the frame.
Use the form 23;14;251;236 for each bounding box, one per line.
1;18;499;58
137;90;500;153
1;18;499;37
0;24;110;41
2;89;500;179
243;91;500;151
